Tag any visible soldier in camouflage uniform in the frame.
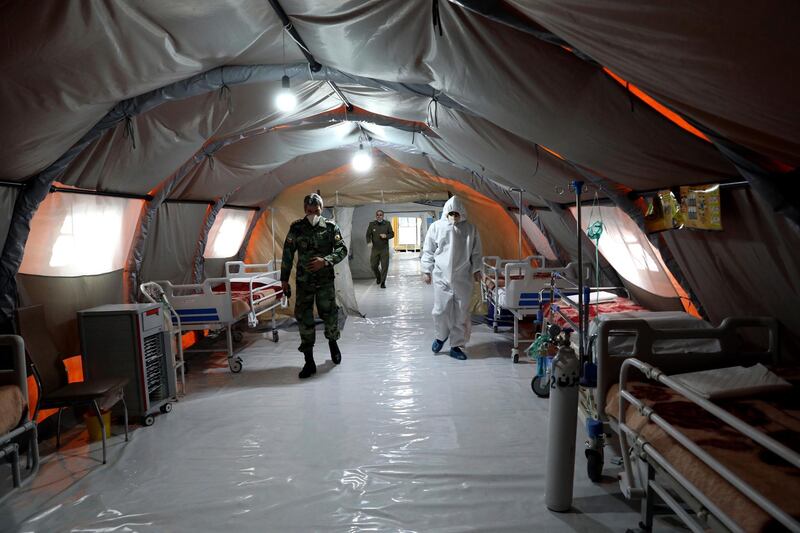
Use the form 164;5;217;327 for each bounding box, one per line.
280;193;348;379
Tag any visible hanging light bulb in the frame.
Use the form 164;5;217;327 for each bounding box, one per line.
352;143;373;172
274;75;297;112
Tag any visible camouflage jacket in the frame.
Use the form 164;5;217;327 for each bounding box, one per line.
281;216;347;284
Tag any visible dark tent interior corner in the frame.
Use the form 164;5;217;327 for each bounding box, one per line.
1;2;799;531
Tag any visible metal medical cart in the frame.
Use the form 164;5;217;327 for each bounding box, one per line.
78;303;177;426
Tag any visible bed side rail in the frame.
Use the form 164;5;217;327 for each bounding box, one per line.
225;260;275;278
145;278;235;323
481;255;546;304
618;356;799;531
140;280;183;327
596;317;779;425
0;335;40;493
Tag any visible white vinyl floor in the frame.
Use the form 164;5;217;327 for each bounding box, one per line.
1;253;684;532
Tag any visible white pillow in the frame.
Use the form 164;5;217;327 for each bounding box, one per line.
670;364;792;400
565;290;618;305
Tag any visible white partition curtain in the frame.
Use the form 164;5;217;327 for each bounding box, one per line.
331;206;361;317
570;205;678;298
19;192;143;277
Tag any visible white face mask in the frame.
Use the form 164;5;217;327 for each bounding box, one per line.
306;214;320;225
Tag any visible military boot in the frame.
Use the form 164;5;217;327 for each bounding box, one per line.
329;340;342;365
299;350;317;379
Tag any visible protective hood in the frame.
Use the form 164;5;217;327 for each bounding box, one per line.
441;196;468;222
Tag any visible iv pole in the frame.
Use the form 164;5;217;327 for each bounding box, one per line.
572;180;585;362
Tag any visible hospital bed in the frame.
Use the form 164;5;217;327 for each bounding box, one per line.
140;261;287;373
528;268;641;390
480;255;569;362
592;316;800;532
539;267;643;345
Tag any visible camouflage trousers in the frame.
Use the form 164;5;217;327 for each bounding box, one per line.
295;282;340;352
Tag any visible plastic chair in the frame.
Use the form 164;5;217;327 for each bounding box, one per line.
16;305;129;464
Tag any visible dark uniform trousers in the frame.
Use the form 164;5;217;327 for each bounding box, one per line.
366;220;394;284
370;247;390;284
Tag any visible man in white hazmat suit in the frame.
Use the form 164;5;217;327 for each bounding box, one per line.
420;196;483;360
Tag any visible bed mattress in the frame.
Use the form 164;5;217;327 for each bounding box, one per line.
0;384;24;435
605;369;800;532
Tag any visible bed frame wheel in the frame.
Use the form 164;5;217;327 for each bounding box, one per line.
531;375;550;398
492;325;498;333
160;402;172;414
511;349;520;363
272;330;279;343
585;448;604;482
232;330;244;344
229;358;243;373
142;415;155;427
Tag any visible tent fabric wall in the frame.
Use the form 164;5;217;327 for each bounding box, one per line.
533;208;620;288
139;203;208;286
663;189;800;358
1;2;741;199
16;271;124;356
60;91;231;195
0;187;19;254
288;1;735;187
527;210;568;264
517;213;558;262
509;1;800;167
202;258;229;282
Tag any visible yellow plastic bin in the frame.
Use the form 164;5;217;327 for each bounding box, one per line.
84;410;112;441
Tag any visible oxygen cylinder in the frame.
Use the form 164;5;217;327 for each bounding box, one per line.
544;342;580;512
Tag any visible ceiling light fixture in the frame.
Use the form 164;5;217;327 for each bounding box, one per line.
351;143;373;172
274;75;297;112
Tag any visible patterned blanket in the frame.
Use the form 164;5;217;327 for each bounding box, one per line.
606;368;800;532
544;296;647;330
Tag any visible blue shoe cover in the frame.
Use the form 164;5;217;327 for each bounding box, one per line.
432;339;445;353
449;347;467;360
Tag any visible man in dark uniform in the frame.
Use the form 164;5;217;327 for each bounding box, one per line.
365;209;394;288
280;193;348;379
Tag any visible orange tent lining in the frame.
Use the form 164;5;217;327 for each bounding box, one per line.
603;68;710;142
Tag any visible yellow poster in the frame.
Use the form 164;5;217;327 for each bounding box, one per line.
644;190;680;233
679;184;722;230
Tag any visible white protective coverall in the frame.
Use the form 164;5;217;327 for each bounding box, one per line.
420;196;483;348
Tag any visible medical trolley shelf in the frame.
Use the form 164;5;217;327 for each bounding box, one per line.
78;303;177;426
